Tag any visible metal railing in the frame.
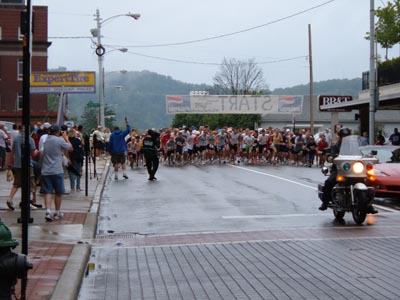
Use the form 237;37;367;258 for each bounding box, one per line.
362;63;400;90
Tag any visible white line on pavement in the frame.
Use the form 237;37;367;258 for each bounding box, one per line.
222;211;399;219
228;164;316;190
228;164;397;213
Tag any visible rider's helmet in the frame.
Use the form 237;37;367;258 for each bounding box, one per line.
338;127;351;138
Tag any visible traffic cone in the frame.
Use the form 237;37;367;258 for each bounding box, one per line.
366;213;375;225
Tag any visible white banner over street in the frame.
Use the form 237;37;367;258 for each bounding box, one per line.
166;95;303;115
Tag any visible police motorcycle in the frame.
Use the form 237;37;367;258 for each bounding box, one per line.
318;135;378;224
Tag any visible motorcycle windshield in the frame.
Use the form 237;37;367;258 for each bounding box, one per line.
339;135;363;156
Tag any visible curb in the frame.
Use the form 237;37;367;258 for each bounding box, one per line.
50;159;111;300
50;243;91;300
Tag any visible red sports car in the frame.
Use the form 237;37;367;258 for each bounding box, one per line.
360;145;400;198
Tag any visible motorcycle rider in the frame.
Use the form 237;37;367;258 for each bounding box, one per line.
319;127;378;214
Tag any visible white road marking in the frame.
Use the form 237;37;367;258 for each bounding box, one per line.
222;211;399;219
228;164;397;213
223;213;323;219
229;164;316;190
374;204;398;213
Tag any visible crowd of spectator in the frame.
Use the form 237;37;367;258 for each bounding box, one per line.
1;122;83;222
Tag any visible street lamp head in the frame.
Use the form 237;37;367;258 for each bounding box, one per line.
90;28;99;37
118;48;128;53
128;13;141;20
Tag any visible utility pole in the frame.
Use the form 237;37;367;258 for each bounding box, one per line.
308;24;314;134
20;2;33;298
369;0;376;145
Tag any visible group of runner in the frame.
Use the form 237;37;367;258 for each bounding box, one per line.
125;126;333;168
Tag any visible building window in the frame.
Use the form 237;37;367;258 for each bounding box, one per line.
0;26;2;40
17;93;23;110
18;26;24;40
17;59;23;80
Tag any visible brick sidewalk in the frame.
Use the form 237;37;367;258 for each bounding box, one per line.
0;156;109;300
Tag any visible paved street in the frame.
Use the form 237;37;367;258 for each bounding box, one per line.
79;162;400;300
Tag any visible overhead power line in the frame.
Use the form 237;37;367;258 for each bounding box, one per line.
113;0;335;48
49;0;335;47
122;49;308;66
48;36;91;39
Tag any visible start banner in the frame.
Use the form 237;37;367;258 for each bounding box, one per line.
30;72;96;94
166;95;303;115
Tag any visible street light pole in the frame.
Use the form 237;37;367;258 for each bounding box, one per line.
369;0;376;145
95;9;105;129
93;9;140;129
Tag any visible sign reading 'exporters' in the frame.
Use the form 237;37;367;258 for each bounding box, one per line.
30;72;96;94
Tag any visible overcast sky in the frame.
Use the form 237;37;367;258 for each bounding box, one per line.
33;0;395;90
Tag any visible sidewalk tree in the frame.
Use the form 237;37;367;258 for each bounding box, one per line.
80;101;98;134
375;1;399;60
104;105;116;129
80;101;116;134
47;94;59;111
366;0;400;60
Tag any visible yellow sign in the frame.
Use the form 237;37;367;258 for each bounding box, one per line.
30;72;96;94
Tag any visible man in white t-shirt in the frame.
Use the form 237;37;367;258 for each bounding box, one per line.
0;123;9;171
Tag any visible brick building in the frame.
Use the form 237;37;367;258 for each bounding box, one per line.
0;1;54;124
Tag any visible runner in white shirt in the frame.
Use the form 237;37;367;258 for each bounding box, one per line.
228;128;240;163
185;129;195;162
243;130;255;164
257;129;268;161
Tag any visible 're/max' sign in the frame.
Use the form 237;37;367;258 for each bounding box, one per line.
318;95;353;112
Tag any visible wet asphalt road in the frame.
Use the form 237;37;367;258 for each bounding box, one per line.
79;162;400;300
97;163;328;236
96;162;398;236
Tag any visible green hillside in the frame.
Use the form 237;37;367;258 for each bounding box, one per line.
67;71;362;131
271;78;362;97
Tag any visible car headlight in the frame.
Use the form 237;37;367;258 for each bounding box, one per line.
352;162;364;174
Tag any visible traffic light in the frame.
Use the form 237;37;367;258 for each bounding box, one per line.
20;10;35;35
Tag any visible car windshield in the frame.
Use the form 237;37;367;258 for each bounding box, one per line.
339;135;363;156
360;147;400;163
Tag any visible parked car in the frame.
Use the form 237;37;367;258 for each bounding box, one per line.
360;145;400;198
0;121;15;133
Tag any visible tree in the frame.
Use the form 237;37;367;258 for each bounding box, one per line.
171;58;265;129
47;94;59;111
104;105;116;130
170;113;260;130
375;1;400;60
213;58;266;95
80;101;99;134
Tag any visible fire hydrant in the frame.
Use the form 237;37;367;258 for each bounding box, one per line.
0;220;32;300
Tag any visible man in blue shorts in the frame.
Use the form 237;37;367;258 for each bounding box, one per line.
41;124;72;221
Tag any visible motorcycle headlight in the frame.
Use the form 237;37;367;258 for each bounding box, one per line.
352;162;365;174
